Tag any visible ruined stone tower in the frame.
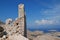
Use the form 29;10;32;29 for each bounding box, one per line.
4;4;27;38
18;4;27;37
13;4;27;37
18;4;24;18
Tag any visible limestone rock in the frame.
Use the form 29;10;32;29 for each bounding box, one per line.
7;34;29;40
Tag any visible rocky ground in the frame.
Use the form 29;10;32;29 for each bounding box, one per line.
0;20;60;40
27;30;60;40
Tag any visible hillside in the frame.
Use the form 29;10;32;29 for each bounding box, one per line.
0;20;5;25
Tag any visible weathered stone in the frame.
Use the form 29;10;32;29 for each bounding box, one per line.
0;26;4;38
6;34;29;40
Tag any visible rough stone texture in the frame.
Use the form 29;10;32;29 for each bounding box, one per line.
13;17;25;36
0;34;29;40
18;4;24;18
3;3;27;37
4;18;25;36
6;34;29;40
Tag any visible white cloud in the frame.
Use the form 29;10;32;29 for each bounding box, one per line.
28;4;60;27
37;5;60;26
35;19;58;26
40;5;60;16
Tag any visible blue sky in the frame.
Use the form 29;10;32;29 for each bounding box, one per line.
0;0;60;31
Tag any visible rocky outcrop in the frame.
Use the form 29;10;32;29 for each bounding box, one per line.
0;26;4;37
27;30;44;40
33;35;60;40
6;34;29;40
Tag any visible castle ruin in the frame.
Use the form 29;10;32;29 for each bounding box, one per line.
5;3;27;37
0;3;28;40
